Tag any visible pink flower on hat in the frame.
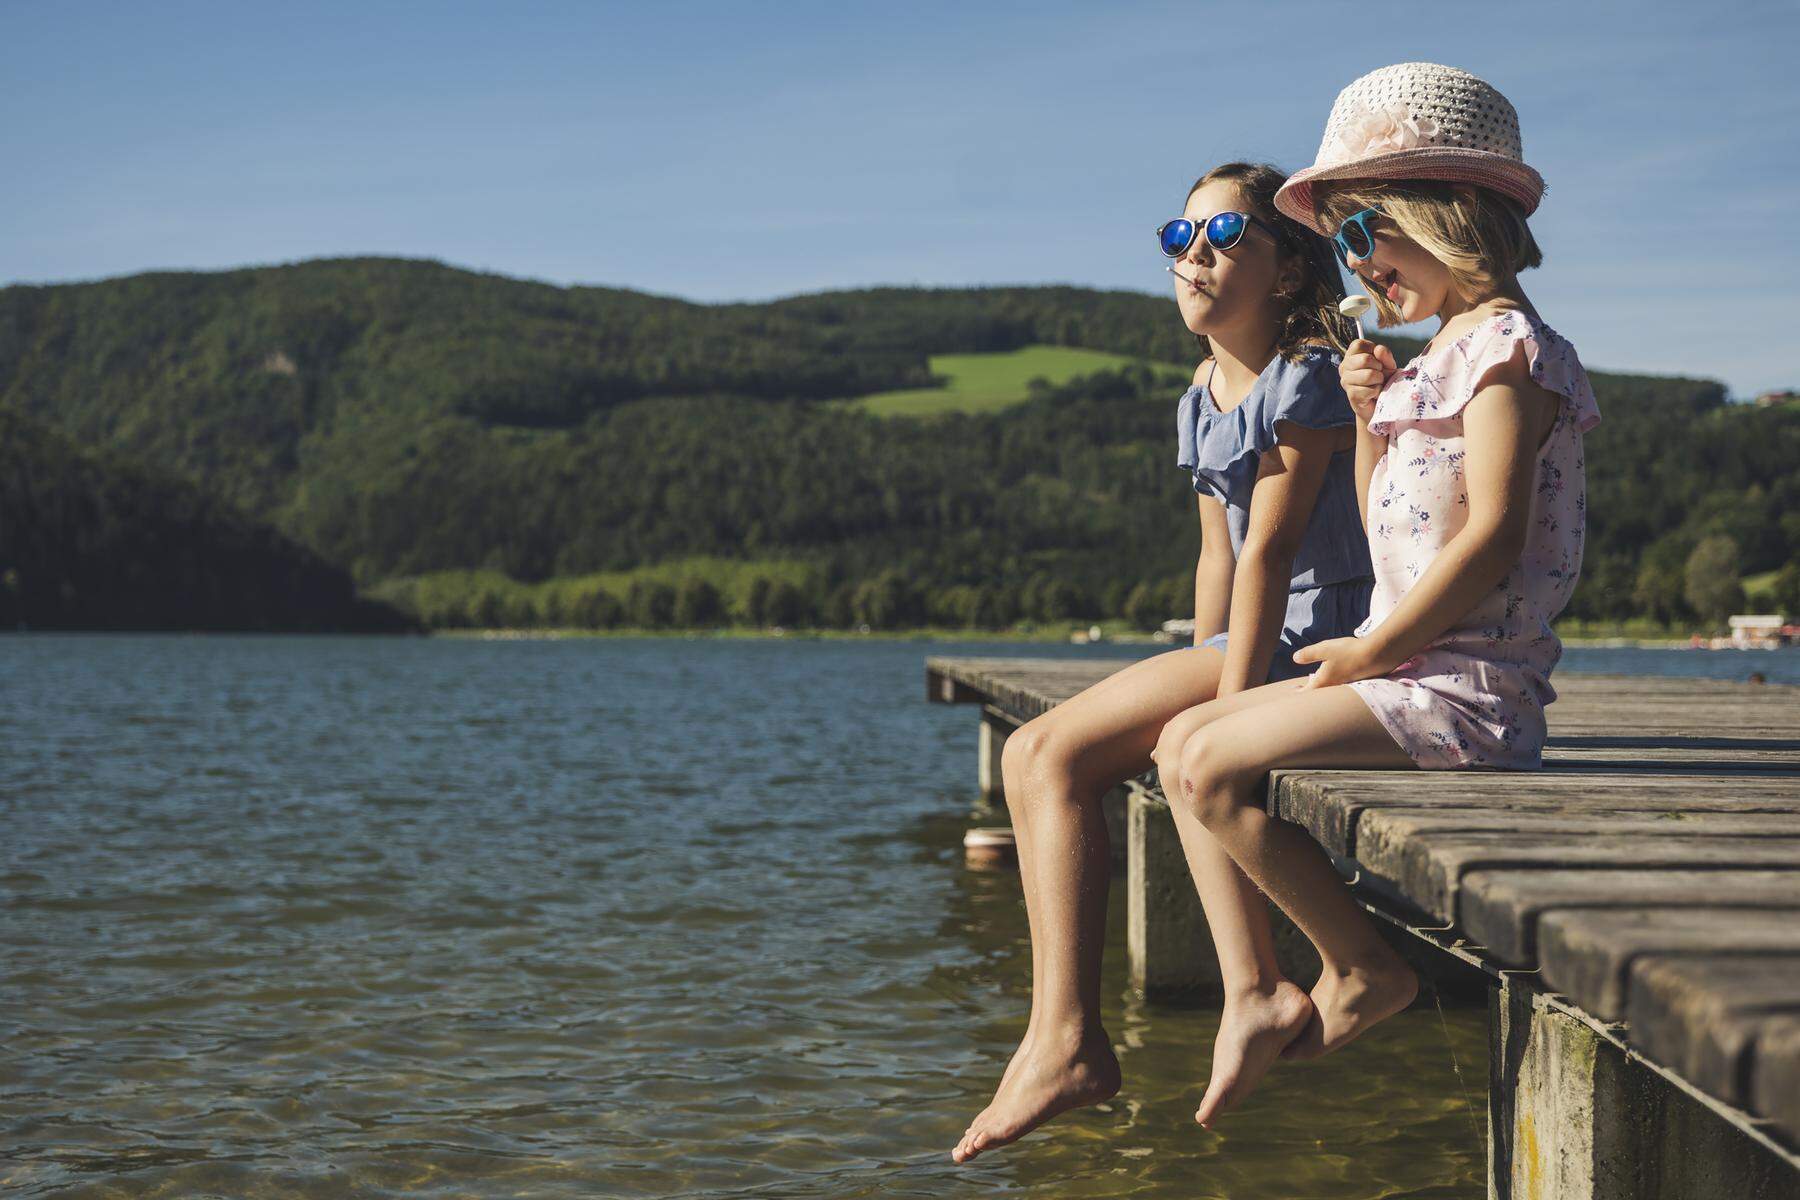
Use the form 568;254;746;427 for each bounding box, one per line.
1322;101;1440;167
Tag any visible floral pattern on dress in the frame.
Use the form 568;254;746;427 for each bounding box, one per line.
1346;311;1601;769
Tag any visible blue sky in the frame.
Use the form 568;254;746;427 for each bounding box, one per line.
6;0;1797;396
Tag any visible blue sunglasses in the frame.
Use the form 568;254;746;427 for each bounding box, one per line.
1156;210;1283;258
1331;207;1383;267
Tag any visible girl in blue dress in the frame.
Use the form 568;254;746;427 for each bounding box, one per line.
953;162;1371;1163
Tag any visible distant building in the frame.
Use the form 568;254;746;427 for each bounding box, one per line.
1728;614;1791;648
1753;390;1799;408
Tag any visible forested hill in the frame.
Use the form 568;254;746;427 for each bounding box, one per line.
0;258;1197;517
0;406;411;632
3;257;1795;632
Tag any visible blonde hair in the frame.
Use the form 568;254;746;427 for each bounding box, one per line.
1312;180;1543;328
1189;162;1357;359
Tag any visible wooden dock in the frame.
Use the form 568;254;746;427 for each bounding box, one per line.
927;656;1800;1200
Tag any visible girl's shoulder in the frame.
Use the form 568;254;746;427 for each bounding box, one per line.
1258;342;1351;424
1177;347;1355;503
1374;310;1600;435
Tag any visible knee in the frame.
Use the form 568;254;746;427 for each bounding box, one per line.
1152;703;1222;798
1000;714;1100;801
1000;716;1063;787
1151;726;1187;795
1172;727;1252;827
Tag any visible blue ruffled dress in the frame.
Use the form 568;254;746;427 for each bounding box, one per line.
1176;345;1374;682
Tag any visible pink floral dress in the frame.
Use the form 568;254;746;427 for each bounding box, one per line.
1347;310;1601;769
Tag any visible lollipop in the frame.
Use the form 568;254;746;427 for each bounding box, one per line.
1339;294;1373;342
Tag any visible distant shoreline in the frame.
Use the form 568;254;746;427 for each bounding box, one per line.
430;627;1750;652
2;627;1777;653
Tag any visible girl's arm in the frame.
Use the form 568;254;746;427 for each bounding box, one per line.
1352;421;1386;532
1193;494;1234;644
1340;339;1397;530
1298;356;1561;686
1216;422;1345;695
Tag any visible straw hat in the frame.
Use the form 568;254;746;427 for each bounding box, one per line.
1274;63;1545;234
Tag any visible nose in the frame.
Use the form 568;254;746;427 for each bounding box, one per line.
1183;234;1213;267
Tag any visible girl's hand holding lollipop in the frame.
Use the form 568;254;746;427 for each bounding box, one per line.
1337;295;1394;424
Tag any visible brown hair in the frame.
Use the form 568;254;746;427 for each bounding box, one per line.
1186;162;1356;360
1312;179;1544;328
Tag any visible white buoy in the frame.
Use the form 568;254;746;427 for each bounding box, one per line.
1339;294;1373;342
963;826;1017;870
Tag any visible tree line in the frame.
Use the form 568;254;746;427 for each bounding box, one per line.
2;258;1794;632
0;406;411;631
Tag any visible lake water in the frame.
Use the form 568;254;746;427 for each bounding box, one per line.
3;636;1793;1198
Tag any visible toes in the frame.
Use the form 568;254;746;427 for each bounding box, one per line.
1197;1071;1251;1127
957;1129;988;1162
953;1119;992;1163
1194;1084;1230;1128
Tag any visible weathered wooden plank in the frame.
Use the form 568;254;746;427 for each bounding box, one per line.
924;657;1138;719
1459;868;1800;965
1272;774;1800;859
1541;751;1800;773
1549;737;1800;753
927;663;1800;764
1356;833;1800;925
924;660;1785;700
1358;810;1800;855
1624;955;1800;1108
1537;908;1800;1021
1750;1013;1800;1149
1298;775;1800;798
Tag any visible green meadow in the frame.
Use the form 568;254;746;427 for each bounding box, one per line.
843;344;1190;417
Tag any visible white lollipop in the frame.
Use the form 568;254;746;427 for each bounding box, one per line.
1338;294;1373;342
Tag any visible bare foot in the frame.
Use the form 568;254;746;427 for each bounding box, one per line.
951;1026;1121;1163
1281;957;1419;1062
1191;979;1314;1128
992;1027;1035;1093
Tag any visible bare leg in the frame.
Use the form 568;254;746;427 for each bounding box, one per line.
1152;681;1321;1128
952;648;1224;1164
1171;682;1419;1125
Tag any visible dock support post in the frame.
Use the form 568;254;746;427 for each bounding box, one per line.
977;706;1011;808
1488;981;1784;1200
1488;982;1629;1200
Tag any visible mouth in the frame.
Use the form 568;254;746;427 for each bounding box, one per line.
1169;267;1207;293
1367;268;1401;304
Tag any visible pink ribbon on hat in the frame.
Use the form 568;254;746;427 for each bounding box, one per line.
1322;101;1440;166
